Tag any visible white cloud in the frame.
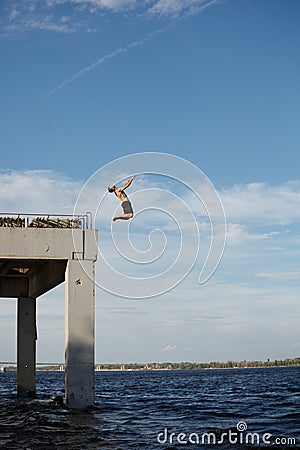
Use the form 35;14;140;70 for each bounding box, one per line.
59;15;70;23
9;7;20;20
2;0;218;37
91;0;136;11
256;271;300;280
161;343;177;351
4;15;79;35
57;0;215;15
0;169;81;214
221;181;300;225
147;0;214;17
225;222;280;245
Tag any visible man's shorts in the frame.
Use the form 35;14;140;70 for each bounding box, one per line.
122;200;133;215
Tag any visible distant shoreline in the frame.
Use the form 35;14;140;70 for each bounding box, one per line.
94;365;300;372
1;358;299;372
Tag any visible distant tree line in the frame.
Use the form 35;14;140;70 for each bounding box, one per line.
95;358;300;371
2;358;299;371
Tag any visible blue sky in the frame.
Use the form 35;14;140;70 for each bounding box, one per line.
0;0;299;364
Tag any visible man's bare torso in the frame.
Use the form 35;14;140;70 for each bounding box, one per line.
113;188;128;202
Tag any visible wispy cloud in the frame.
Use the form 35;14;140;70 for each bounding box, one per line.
225;223;280;245
3;0;219;30
49;0;219;93
256;271;300;280
0;169;81;213
147;0;219;17
221;181;300;225
161;343;177;351
2;1;86;35
2;0;220;94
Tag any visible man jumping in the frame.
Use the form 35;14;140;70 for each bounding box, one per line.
108;175;135;222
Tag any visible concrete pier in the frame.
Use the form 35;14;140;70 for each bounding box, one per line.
0;214;98;409
17;297;37;397
65;260;95;408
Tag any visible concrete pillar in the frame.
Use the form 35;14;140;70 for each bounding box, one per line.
65;259;95;409
17;297;37;397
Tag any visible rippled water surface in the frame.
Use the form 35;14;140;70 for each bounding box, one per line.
0;367;299;449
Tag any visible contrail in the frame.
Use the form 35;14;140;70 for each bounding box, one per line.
50;0;220;94
50;47;126;94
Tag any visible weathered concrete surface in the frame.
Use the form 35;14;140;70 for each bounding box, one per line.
0;260;67;298
29;260;67;298
0;228;97;260
65;260;95;409
17;297;37;397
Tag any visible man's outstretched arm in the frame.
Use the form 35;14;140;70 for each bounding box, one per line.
119;175;136;191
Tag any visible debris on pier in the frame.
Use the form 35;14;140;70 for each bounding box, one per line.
0;217;25;227
28;217;82;229
0;216;82;229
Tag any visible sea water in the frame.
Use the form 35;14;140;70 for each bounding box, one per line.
0;367;299;449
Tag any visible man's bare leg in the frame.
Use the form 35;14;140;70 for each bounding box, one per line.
112;213;133;222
